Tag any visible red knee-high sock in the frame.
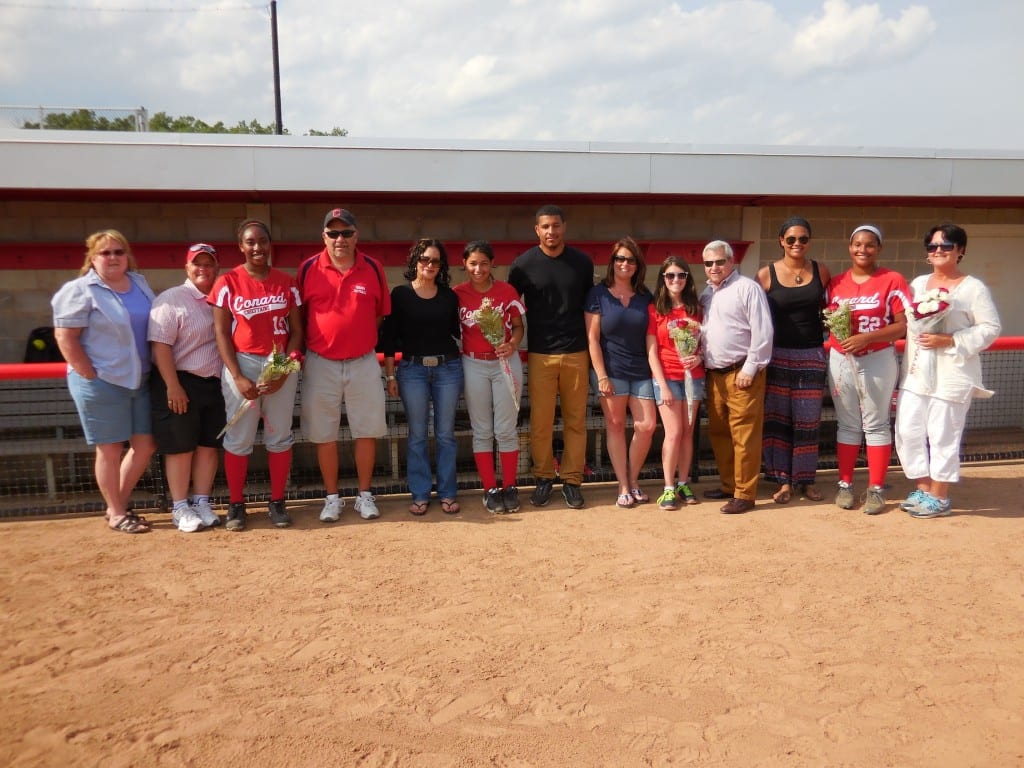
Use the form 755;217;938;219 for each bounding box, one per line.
836;442;860;484
866;444;891;487
268;448;291;500
499;450;519;489
474;452;497;490
223;450;249;503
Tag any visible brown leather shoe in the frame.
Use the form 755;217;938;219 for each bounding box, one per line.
703;488;731;500
720;497;755;514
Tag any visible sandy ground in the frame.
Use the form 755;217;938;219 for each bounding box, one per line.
2;462;1023;768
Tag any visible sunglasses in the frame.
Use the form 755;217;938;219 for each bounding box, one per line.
612;255;636;264
926;242;956;253
325;229;356;240
663;271;688;281
784;235;810;245
96;249;126;257
189;243;217;255
703;258;728;268
418;257;442;266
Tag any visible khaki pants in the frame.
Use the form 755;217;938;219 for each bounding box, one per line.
526;351;590;485
706;367;766;501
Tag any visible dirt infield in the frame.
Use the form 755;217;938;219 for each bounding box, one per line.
2;462;1023;768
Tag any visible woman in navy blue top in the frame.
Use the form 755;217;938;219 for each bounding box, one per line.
585;237;657;508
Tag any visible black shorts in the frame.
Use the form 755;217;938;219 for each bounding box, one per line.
150;371;226;454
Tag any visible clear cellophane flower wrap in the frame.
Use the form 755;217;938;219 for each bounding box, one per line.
217;345;303;439
824;299;868;412
474;297;519;410
668;318;701;425
906;287;952;394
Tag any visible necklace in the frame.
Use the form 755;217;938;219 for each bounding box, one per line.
781;259;807;285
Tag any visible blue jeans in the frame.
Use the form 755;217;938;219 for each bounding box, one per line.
397;358;464;500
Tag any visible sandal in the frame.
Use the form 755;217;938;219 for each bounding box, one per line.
772;487;792;504
408;500;429;516
616;493;635;509
799;484;824;501
630;487;650;504
440;498;461;515
109;514;150;534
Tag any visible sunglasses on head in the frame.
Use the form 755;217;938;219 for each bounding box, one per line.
189;243;217;255
663;271;688;281
703;258;728;268
325;229;356;240
926;242;956;253
784;235;810;245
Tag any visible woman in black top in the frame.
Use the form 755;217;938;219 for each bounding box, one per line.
382;239;464;516
757;217;831;504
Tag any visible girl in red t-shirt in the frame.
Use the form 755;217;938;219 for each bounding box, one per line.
454;240;525;515
210;219;303;531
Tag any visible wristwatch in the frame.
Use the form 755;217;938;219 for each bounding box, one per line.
385;375;396;382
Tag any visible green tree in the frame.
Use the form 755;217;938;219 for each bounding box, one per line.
22;109;139;131
307;127;349;136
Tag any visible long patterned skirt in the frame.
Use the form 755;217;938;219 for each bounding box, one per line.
762;346;827;486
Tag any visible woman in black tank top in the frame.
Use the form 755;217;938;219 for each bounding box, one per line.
756;217;831;504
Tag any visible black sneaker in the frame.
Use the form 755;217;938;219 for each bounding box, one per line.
225;502;247;532
562;482;585;509
483;488;505;514
268;499;291;528
502;486;521;513
530;478;555;507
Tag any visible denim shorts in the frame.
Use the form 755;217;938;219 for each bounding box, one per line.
67;370;152;445
652;376;706;404
589;370;655;400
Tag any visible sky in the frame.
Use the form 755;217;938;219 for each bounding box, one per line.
1;0;1022;150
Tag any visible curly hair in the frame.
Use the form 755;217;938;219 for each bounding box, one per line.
80;230;137;276
403;238;451;287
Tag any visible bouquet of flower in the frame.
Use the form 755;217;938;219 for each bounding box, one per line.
668;318;701;425
217;346;303;438
475;297;519;410
906;287;952;393
824;299;867;414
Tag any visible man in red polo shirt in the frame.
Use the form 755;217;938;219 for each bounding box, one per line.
299;208;390;522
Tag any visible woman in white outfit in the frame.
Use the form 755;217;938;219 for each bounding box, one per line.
895;223;1001;518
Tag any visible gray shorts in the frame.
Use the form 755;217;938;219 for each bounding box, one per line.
301;351;388;442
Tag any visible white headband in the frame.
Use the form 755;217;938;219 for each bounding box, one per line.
850;225;883;244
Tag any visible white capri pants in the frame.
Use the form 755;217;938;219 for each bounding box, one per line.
895;389;971;483
221;351;299;456
461;354;523;453
827;347;898;447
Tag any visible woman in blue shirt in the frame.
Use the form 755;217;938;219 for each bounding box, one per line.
52;230;157;533
585;237;656;508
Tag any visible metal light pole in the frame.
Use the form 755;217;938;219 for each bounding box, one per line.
271;0;283;134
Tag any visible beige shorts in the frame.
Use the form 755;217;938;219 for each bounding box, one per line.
301;351;388;442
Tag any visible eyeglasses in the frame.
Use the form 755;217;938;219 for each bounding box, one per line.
417;257;441;266
96;249;126;258
784;235;810;246
703;258;728;268
926;242;956;253
663;271;688;281
612;255;636;264
325;229;356;240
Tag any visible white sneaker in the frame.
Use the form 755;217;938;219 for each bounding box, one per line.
172;505;203;533
320;495;344;523
191;499;220;527
354;493;380;520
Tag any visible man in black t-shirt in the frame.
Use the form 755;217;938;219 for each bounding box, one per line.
508;205;594;509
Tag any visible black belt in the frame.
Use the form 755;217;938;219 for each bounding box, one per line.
707;361;743;375
406;354;452;367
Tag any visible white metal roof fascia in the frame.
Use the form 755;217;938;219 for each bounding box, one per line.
2;130;1022;197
